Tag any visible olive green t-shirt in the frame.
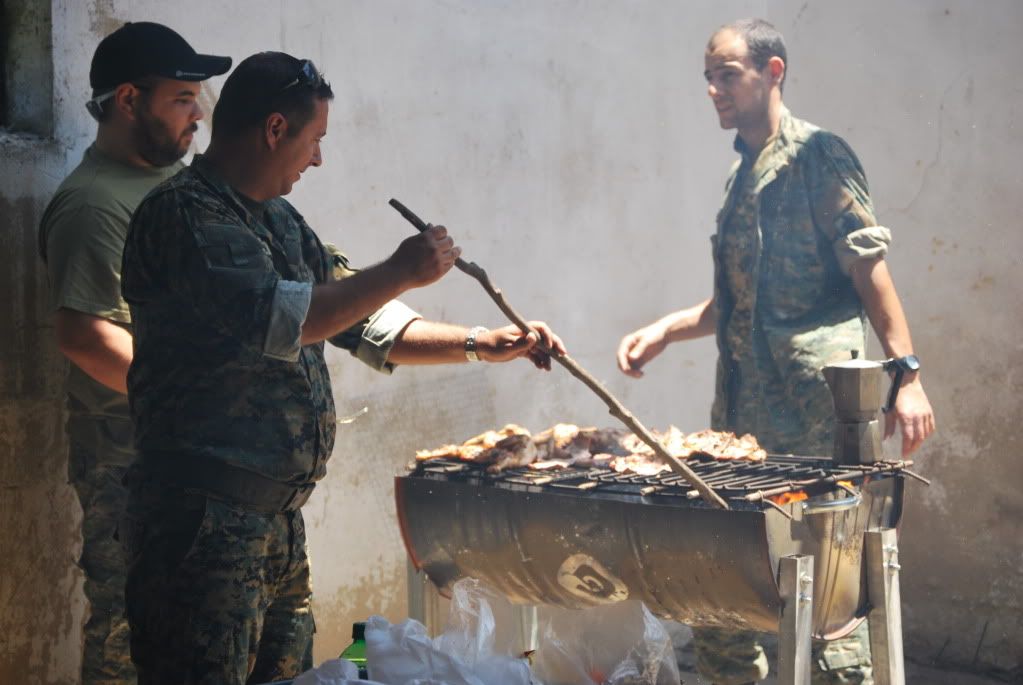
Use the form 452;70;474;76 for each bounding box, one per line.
39;145;181;459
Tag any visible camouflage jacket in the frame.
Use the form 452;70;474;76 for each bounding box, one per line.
710;108;891;454
121;155;418;486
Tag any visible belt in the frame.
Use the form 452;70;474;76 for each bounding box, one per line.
137;452;316;513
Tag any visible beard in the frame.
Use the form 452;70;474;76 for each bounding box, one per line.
134;106;196;167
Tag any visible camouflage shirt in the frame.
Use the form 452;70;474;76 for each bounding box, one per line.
710;108;891;455
121;155;419;486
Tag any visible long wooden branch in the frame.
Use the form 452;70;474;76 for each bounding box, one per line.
389;198;729;510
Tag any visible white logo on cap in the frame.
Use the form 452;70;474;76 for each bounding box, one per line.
175;70;206;78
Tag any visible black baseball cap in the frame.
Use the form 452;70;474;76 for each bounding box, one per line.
89;22;232;93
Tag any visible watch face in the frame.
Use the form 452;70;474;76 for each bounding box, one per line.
903;354;920;371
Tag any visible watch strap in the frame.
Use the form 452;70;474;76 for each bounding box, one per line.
465;326;488;362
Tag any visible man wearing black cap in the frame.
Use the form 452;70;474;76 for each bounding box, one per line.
38;22;230;685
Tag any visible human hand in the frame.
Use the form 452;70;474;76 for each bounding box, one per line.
885;377;935;456
616;324;668;378
477;321;567;370
387;224;462;288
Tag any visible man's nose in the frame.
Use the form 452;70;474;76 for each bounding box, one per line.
310;144;323;167
707;82;719;98
192;101;204;121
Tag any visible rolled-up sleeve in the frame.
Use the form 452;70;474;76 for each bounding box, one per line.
263;280;312;361
319;242;421;373
833;225;892;276
354;300;421;373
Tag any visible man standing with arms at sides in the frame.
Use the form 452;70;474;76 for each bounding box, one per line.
38;22;230;685
617;19;935;685
119;52;565;684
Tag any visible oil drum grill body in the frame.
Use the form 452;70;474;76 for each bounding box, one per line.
396;454;905;640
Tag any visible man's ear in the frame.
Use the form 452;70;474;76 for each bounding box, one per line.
767;56;786;87
112;83;145;121
265;113;288;150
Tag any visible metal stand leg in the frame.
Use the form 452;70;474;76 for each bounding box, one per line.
406;557;443;635
514;604;539;656
778;554;814;685
866;528;906;685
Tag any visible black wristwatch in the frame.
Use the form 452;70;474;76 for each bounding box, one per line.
881;355;920;413
887;355;920;373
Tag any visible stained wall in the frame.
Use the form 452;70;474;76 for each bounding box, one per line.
1;1;1018;681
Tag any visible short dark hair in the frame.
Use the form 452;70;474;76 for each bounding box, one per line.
717;18;788;90
212;52;334;140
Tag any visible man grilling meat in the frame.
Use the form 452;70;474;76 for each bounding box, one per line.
616;18;934;685
119;52;565;684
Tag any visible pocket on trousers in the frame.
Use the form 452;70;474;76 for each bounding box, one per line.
157;497;215;572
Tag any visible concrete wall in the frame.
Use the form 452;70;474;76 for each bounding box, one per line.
1;1;1019;682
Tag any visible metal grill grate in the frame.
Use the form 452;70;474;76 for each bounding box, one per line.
409;455;915;507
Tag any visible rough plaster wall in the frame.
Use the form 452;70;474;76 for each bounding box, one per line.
0;1;109;680
2;1;1019;681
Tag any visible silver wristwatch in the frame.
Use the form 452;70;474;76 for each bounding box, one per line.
465;326;488;362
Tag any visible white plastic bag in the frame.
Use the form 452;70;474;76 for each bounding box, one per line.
365;578;534;685
532;601;680;685
292;657;386;685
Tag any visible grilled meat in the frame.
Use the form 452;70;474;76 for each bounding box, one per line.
416;424;766;474
478;434;538;473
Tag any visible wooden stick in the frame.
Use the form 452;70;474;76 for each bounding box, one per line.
389;198;730;510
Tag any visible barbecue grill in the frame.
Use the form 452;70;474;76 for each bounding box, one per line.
396;454;907;640
388;201;917;684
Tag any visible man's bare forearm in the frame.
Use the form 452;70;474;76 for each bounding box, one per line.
850;256;935;454
301;261;409;345
850;259;916;367
661;297;717;343
55;309;133;394
303;225;463;345
617;297;717;377
387;320;469;364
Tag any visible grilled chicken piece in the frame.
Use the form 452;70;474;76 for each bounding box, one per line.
415;424;530;462
609;428;768;475
620;433;654;457
683;428;734;456
572;451;615;469
586;427;630;456
619;426;689;459
529;425;629;469
478;434;538;473
530;457;574;471
610;453;671;477
682;429;766;461
533;423;586;449
463;423;531;449
415;444;462;461
716;433;767;461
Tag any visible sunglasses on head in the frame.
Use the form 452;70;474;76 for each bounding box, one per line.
85;82;150;121
278;59;322;93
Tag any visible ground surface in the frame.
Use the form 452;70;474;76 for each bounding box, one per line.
666;623;1014;685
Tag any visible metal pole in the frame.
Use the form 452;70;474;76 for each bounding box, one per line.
778;554;814;685
866;528;906;685
515;605;539;657
406;557;443;636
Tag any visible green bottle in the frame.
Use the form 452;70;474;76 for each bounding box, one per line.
339;621;368;679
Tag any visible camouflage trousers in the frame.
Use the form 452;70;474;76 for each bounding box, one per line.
693;621;872;685
122;477;314;685
69;437;137;685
